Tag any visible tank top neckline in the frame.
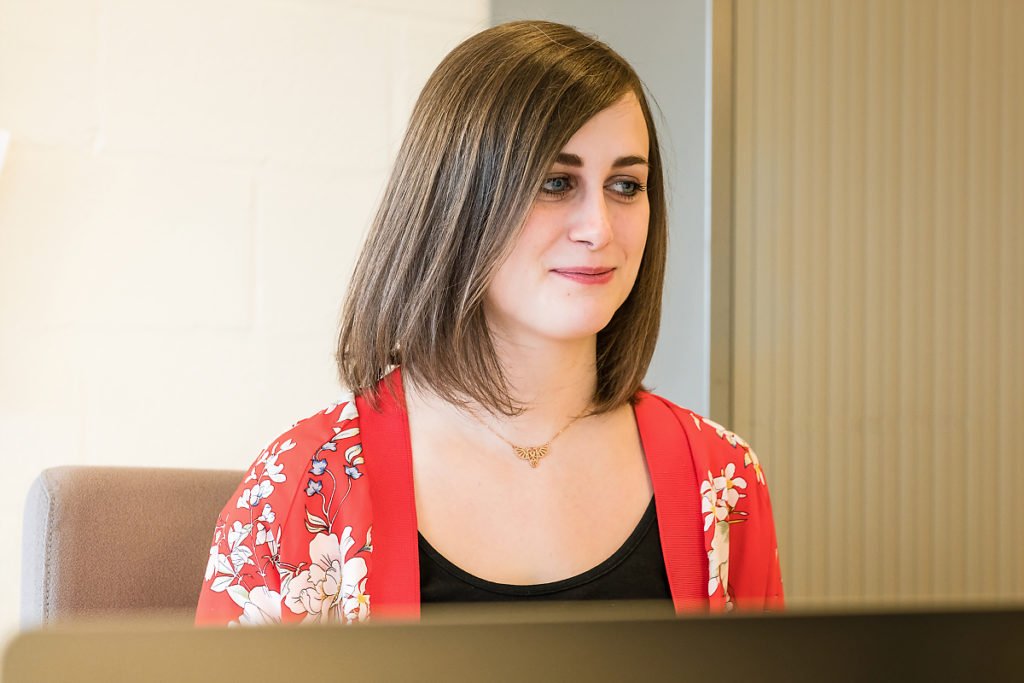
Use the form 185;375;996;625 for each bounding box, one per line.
417;496;658;596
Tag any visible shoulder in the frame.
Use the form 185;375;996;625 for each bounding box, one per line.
637;392;783;610
229;392;369;543
198;392;371;626
636;391;766;486
239;394;364;495
209;390;366;537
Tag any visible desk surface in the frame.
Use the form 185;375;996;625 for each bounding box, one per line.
4;602;1022;682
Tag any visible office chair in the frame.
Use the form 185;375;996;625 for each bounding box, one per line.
20;466;242;625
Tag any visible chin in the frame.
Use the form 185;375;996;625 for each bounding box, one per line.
536;310;617;342
488;299;622;344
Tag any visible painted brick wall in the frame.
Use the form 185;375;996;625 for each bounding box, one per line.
0;0;489;635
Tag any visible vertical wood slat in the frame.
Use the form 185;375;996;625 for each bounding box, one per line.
825;0;848;601
732;0;754;436
750;0;784;591
809;0;829;603
900;0;920;601
859;0;878;601
996;0;1016;598
931;0;950;599
727;0;1024;607
785;0;803;600
845;0;868;602
911;0;937;602
946;0;970;600
966;0;999;601
1005;0;1024;598
880;0;902;603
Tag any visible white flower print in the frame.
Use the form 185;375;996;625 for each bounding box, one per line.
258;503;276;524
700;459;750;601
254;522;281;554
205;544;219;581
701;416;742;447
229;545;253;574
701;471;730;532
206;543;234;588
342;574;370;623
227;520;251;549
237;480;275;509
322;392;356;418
227;521;254;572
337;397;357;422
263;455;286;483
696;414;766;485
228;586;283;627
700;463;748;531
715;462;747;509
247;442;294;483
333;426;361;441
743;445;765;485
708;520;731;598
285;528;369;624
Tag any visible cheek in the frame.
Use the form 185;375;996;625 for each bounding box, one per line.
503;219;555;271
485;236;541;308
620;210;650;261
616;215;649;295
634;217;650;251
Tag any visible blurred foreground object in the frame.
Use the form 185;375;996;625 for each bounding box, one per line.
4;603;1023;682
20;466;242;626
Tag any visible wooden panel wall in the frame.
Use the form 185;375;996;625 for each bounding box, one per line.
727;0;1024;607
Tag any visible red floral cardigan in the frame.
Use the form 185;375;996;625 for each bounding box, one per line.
195;369;783;626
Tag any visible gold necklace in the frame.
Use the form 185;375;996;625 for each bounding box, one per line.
472;410;587;468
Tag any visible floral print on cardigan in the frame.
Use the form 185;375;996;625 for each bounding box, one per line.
199;395;373;625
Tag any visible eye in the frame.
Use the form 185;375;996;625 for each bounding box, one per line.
540;175;574;197
607;179;647;199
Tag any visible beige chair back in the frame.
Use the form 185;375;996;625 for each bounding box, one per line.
20;466;243;626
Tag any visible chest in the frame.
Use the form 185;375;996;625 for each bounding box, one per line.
409;410;654;584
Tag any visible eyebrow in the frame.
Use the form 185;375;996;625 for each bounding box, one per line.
554;153;649;168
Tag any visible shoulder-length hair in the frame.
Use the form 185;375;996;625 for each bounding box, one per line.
337;20;667;416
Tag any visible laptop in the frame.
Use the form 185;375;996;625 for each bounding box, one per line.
3;601;1021;681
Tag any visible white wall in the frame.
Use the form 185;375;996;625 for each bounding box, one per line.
492;0;713;414
0;0;488;637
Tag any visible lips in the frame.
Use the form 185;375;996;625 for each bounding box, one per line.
551;266;615;284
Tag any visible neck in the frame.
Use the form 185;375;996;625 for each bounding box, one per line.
403;333;600;444
489;331;598;423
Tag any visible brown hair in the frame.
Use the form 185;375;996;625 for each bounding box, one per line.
336;20;667;416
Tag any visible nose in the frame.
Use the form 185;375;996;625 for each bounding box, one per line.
567;189;613;250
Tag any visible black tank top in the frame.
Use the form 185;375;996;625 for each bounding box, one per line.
418;497;673;602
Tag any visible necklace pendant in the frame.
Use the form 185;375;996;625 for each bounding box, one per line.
513;444;549;468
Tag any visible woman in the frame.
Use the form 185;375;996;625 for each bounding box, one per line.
196;20;782;627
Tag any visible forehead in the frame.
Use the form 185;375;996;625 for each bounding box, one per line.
558;92;650;159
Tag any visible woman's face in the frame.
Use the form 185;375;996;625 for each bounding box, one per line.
484;92;651;348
